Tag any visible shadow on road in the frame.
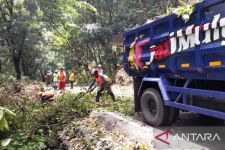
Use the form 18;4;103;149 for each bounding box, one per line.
133;112;225;149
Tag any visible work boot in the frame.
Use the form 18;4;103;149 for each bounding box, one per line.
109;92;116;101
96;92;102;102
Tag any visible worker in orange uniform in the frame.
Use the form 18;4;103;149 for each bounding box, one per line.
87;69;115;102
69;70;75;89
37;91;54;102
58;68;66;93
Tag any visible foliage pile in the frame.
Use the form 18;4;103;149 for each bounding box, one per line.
114;68;133;86
173;0;196;22
93;92;135;116
0;92;95;149
59;116;149;150
0;84;135;149
0;78;44;101
161;0;202;22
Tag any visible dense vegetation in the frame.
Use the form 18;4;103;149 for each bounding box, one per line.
0;80;134;149
0;0;178;81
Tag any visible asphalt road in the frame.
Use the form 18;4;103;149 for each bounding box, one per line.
65;85;225;149
133;112;225;149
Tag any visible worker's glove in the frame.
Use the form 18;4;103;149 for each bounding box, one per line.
89;88;95;93
86;88;94;93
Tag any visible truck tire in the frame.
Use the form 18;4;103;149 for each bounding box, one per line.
141;88;168;126
165;108;179;125
133;77;143;112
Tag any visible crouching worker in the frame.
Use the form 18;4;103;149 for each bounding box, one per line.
37;91;54;103
87;69;115;102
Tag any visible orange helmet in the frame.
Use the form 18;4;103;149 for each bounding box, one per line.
37;92;43;96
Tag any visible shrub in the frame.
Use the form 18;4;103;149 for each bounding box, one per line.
1;92;95;149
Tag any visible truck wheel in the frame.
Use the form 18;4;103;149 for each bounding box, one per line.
141;88;168;126
165;108;179;125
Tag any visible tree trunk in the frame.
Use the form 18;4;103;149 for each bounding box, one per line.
13;56;21;80
21;58;29;77
0;59;2;73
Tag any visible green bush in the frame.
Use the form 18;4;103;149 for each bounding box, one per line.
0;74;16;86
0;107;16;131
0;92;95;149
0;107;16;148
1;84;135;149
97;94;135;116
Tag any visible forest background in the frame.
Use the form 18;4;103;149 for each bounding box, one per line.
0;0;182;84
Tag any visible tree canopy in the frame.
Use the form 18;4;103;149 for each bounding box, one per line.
0;0;178;81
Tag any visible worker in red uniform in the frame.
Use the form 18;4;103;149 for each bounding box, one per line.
58;68;66;93
87;69;115;102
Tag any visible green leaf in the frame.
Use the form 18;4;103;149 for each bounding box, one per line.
2;117;9;131
0;110;3;120
179;0;187;8
76;1;97;14
0;107;16;117
0;120;4;131
4;108;16;117
1;138;12;147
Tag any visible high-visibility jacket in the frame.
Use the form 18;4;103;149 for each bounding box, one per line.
58;72;65;81
95;74;112;85
42;91;54;97
88;74;112;91
53;73;58;82
69;73;75;81
104;75;112;84
37;91;54;97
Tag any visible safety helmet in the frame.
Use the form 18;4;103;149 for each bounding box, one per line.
98;64;102;68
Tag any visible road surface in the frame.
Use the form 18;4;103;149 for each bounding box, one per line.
63;85;225;149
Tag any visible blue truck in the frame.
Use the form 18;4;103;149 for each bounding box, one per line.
124;0;225;126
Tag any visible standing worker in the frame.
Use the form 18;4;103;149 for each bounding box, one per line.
45;71;52;87
52;70;58;90
69;70;75;89
97;64;103;74
87;69;115;102
58;68;66;93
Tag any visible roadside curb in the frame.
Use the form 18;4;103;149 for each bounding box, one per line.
91;111;154;148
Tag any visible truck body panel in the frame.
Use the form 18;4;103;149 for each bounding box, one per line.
124;0;225;123
124;0;225;81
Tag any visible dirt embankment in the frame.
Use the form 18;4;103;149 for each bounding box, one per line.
114;68;133;86
0;81;43;101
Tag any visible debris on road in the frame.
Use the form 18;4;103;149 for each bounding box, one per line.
59;112;151;150
115;68;133;86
